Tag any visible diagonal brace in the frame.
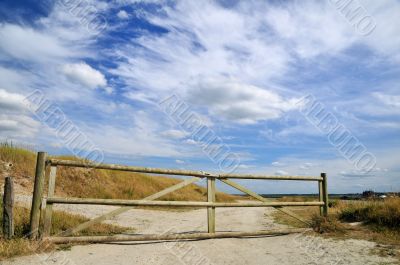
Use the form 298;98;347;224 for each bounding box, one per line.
220;178;310;226
59;176;201;236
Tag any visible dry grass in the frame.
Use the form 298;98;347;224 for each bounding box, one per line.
273;197;400;248
0;143;237;203
0;142;37;190
0;200;127;260
0;238;47;261
276;195;320;202
338;198;400;230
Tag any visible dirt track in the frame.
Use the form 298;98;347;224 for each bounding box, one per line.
3;205;397;265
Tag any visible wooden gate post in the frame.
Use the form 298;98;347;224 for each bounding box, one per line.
321;173;328;217
29;151;47;239
43;166;57;237
318;179;323;216
207;177;216;233
3;176;14;239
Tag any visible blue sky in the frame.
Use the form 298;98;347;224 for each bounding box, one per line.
0;0;399;194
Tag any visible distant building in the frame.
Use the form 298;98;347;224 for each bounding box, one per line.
362;190;375;198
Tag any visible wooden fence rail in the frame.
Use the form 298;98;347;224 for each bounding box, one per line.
46;197;325;207
29;152;329;243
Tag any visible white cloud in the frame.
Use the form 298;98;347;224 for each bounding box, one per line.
299;163;314;170
0;89;28;112
271;161;285;167
265;1;359;58
340;170;375;178
362;0;400;61
237;164;253;169
161;130;188;139
0;23;74;62
62;62;107;89
274;170;289;176
0;89;39;139
175;159;185;164
111;1;295;125
124;91;156;104
117;10;129;19
187;78;301;124
373;92;400;108
185;139;198;145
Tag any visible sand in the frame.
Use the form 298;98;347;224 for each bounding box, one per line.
2;203;397;265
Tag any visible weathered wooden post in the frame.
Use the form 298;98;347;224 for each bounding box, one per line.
207;177;216;233
321;173;328;217
3;176;14;239
318;179;323;216
29;151;47;239
43;166;57;237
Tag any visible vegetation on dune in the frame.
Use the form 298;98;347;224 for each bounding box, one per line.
338;198;400;230
276;196;320;202
0;199;127;260
0;142;236;202
273;197;400;247
0;142;37;188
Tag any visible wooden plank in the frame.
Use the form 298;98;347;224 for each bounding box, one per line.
220;179;310;225
2;176;14;239
43;166;57;237
59;177;201;236
207;178;216;233
29;152;47;239
318;180;323;216
48;159;322;181
46;197;324;207
321;173;329;216
48;228;310;244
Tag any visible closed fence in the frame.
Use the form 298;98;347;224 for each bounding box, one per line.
29;152;328;243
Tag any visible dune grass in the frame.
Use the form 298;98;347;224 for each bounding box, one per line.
0;142;237;203
0;199;127;260
276;195;320;202
338;198;400;230
273;197;400;245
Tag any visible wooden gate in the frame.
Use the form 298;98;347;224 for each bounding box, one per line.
29;152;328;243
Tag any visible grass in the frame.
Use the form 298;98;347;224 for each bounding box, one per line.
0;142;37;188
0;142;237;203
338;198;400;230
276;195;320;202
272;197;400;261
0;200;127;260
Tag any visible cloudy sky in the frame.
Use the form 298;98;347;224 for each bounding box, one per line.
0;0;399;194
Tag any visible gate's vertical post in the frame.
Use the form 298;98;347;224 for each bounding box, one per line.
321;173;328;217
3;176;14;239
318;179;323;216
30;151;47;239
43;166;57;237
207;177;216;233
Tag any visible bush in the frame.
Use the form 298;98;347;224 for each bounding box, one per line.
328;200;339;208
338;198;400;230
310;214;346;234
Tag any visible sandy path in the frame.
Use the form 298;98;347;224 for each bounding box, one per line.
3;205;397;265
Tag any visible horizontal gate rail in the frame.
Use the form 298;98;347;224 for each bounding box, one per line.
28;152;328;243
49;159;322;181
47;228;311;244
46;197;324;207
